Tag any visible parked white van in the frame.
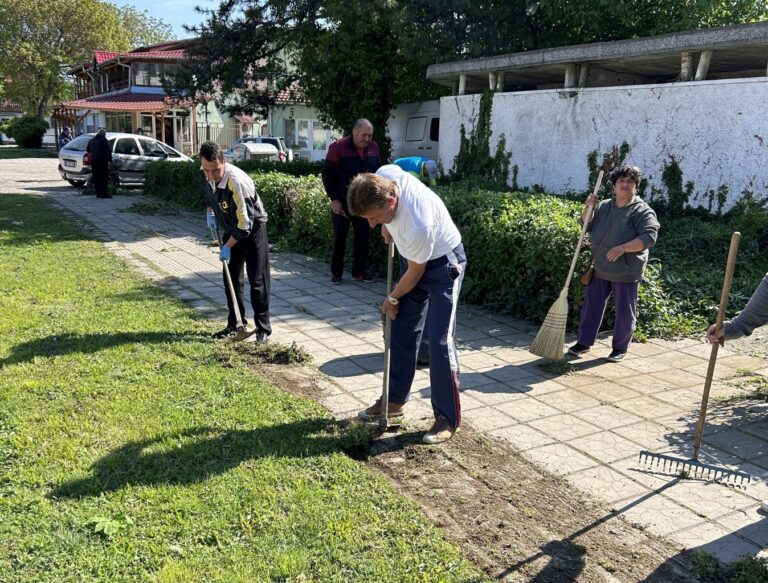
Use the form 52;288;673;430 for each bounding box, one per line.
388;100;440;161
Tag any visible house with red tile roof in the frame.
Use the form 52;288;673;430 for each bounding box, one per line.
59;40;335;160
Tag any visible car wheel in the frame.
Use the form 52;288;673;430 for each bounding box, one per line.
67;179;86;187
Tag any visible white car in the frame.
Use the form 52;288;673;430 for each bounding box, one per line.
58;132;192;187
225;136;293;163
228;141;280;163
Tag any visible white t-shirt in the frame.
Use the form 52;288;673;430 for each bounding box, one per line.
378;164;461;264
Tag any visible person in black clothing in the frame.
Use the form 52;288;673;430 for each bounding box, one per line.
59;126;73;148
322;119;381;284
87;129;112;198
200;141;272;343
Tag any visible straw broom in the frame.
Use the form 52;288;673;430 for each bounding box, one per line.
530;170;604;360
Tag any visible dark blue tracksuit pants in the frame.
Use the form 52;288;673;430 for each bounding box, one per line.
389;244;466;429
577;276;639;351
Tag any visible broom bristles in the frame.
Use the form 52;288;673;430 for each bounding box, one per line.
529;288;569;360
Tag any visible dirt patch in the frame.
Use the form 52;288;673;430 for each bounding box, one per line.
257;362;700;582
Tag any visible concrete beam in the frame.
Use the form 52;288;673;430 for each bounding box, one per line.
695;50;713;80
681;52;694;81
564;64;577;88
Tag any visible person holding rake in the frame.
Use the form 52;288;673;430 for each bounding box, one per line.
568;165;659;362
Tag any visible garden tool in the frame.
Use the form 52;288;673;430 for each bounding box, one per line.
530;170;604;360
210;226;256;342
639;232;750;487
380;241;395;432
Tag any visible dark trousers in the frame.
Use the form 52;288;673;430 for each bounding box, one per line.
577;276;639;351
223;226;271;335
92;161;109;197
330;212;370;277
390;244;466;428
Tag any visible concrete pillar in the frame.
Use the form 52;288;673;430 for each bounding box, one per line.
489;71;496;90
695;50;713;81
578;64;590;88
564;64;577;88
496;71;505;91
681;52;693;81
458;74;466;95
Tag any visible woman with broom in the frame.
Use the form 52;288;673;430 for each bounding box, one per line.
567;165;659;362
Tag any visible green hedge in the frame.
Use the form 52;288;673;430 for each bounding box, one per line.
143;162;695;337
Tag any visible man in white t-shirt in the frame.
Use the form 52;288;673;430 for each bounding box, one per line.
347;165;466;444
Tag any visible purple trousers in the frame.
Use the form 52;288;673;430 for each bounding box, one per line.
577;276;639;351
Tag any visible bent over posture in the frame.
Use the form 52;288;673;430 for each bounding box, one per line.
200;141;271;343
348;165;466;444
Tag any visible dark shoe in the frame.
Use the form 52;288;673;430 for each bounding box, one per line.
416;357;430;367
423;416;458;444
331;275;342;285
351;272;374;283
97;194;113;199
607;349;627;362
212;325;237;339
358;398;404;422
256;331;269;344
567;342;591;357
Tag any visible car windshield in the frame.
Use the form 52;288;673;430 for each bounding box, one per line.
63;136;90;152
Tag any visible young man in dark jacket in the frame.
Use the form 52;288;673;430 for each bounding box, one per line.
200;141;271;343
322;119;381;284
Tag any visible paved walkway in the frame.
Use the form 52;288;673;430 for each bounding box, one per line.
6;158;768;563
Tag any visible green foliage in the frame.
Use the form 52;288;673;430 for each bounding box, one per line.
696;550;768;583
236;159;324;177
449;91;512;190
0;194;486;582
587;141;632;197
0;0;172;116
1;115;49;148
116;5;175;48
144;160;206;210
660;155;694;214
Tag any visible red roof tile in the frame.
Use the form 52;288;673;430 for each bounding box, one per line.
62;92;189;112
94;51;122;64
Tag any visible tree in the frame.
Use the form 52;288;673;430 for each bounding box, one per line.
0;0;174;117
118;5;175;48
171;0;768;157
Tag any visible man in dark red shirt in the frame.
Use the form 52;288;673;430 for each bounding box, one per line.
322;119;382;284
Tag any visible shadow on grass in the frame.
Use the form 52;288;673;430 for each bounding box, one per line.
51;420;343;499
0;331;206;367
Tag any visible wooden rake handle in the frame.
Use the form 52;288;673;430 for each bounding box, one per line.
693;231;740;459
380;241;395;431
564;170;604;289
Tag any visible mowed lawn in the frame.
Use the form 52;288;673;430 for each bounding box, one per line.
0;195;486;582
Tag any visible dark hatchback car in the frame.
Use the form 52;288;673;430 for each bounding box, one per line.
58;132;192;187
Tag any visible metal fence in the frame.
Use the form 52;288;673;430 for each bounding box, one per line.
196;125;240;150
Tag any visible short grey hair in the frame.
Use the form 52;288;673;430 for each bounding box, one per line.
353;118;373;131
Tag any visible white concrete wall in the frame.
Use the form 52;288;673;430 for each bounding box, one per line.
438;78;768;208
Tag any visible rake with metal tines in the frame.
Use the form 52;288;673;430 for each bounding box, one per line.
639;232;750;487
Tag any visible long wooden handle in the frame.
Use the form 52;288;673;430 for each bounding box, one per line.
564;170;604;289
693;231;740;459
380;241;395;430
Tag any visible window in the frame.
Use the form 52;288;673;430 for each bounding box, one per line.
313;123;327;150
148;63;162;86
297;120;309;148
105;112;131;133
405;116;427;141
135;62;149;85
114;138;140;155
429;117;440;142
159;143;181;158
138;137;167;157
284;119;296;148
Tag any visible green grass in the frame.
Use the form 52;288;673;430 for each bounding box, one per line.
0;145;59;159
0;195;487;582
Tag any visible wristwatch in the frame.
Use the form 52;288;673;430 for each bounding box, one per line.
387;296;399;306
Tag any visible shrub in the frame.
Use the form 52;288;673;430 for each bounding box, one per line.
1;115;49;148
141;162;704;338
236;159;324;177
